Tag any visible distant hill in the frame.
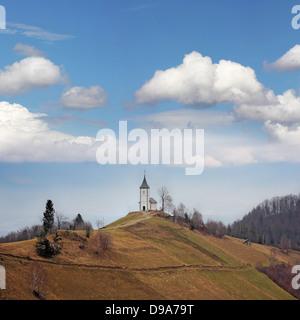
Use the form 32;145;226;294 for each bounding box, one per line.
0;211;299;300
227;194;300;250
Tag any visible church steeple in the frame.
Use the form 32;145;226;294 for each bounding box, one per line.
140;173;150;189
140;172;150;211
139;173;157;211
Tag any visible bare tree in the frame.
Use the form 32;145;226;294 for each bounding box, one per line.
191;209;203;230
96;218;105;229
172;207;178;224
91;232;111;254
158;186;172;212
205;220;226;238
29;262;48;300
216;221;227;238
55;211;69;230
84;221;93;238
279;235;289;254
205;219;218;235
166;195;173;212
0;225;43;243
177;203;186;218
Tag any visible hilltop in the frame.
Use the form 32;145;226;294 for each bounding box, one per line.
0;211;299;300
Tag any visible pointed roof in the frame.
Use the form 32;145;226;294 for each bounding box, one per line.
140;174;150;189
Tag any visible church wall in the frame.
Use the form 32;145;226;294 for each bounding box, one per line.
140;188;149;211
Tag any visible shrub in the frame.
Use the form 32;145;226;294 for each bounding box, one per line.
91;232;110;254
257;263;300;300
84;222;93;238
35;232;63;258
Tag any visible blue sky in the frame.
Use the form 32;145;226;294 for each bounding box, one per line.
1;0;300;235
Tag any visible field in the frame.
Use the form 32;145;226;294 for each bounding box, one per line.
0;211;299;300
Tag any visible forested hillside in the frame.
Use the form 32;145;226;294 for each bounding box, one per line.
227;194;300;250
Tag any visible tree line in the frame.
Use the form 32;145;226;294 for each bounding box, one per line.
34;200;109;258
227;194;300;251
158;186;226;238
0;200;104;244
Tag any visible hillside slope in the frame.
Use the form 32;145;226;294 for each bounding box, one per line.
0;211;299;300
228;194;300;249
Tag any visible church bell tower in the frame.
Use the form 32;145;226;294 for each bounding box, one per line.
140;174;150;211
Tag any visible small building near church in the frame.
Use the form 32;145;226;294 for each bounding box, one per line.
149;197;157;211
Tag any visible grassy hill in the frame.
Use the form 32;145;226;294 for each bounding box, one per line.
0;211;299;300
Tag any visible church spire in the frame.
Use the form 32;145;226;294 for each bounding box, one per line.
140;173;150;189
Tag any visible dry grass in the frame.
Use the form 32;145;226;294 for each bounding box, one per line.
0;213;299;300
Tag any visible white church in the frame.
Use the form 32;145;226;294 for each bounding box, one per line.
139;174;157;211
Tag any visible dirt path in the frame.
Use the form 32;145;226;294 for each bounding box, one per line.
0;251;248;272
105;211;151;230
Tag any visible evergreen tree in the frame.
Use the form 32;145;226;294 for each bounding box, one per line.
75;213;84;225
43;200;55;234
53;233;63;255
35;234;54;258
73;213;84;230
35;232;62;258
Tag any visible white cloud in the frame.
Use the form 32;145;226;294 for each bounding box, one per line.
203;134;259;166
45;113;107;127
60;86;109;110
132;109;258;167
1;101;300;168
131;106;300;167
6;22;74;42
0;101;99;162
8;23;44;31
264;121;300;145
204;155;223;168
132;48;300;167
234;85;300;162
0;28;17;35
135;51;271;106
0;56;62;96
13;43;46;57
23;30;73;42
133;109;235;129
206;123;300;165
235;89;300;123
264;45;300;72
